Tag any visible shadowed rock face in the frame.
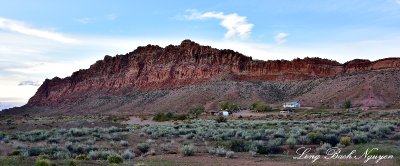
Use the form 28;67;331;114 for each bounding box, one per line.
27;40;400;108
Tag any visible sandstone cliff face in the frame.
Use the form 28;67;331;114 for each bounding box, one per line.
27;40;400;107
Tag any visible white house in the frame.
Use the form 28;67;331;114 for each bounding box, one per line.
221;111;229;116
283;101;301;108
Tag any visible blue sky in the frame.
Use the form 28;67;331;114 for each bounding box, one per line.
1;0;400;108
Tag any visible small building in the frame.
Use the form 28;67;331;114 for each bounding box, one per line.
283;101;301;108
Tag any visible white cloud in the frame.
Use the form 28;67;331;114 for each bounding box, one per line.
0;17;78;43
275;32;289;45
75;17;95;24
185;10;254;40
106;14;117;20
18;80;41;86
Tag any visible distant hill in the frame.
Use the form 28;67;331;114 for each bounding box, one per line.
3;40;400;115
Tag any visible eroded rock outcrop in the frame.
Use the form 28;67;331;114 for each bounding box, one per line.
27;40;400;107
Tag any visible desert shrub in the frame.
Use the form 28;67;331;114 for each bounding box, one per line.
9;150;21;156
52;151;70;159
120;140;129;147
307;132;324;144
189;105;205;119
215;146;227;157
88;150;115;160
250;102;272;112
0;132;6;141
226;151;235;158
27;147;44;156
175;114;188;120
316;142;332;155
18;130;50;142
47;137;60;144
298;136;311;145
108;155;123;164
68;160;77;166
324;134;339;147
180;144;194;156
265;139;283;154
160;143;171;151
226;139;248;152
68;128;88;137
344;100;352;109
340;136;352;146
286;137;297;149
215;116;227;123
273;128;286;138
65;142;92;154
137;143;150;154
207;147;216;155
352;133;369;144
111;133;126;141
153;113;170;122
122;149;134;160
75;154;88;160
38;154;49;160
186;133;194;139
34;159;51;166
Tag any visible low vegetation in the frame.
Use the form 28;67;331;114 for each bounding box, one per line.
250;101;273;112
0;112;398;165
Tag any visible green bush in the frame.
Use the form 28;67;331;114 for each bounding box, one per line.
180;145;194;156
220;101;239;112
340;136;352;146
108;155;123;164
307;132;324;144
153;113;170;122
153;112;187;121
175;114;188;120
250;102;272;112
75;154;88;160
34;159;51;166
68;160;76;166
344;100;352;109
189;105;204;119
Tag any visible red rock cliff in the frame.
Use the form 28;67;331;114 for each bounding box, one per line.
27;40;400;106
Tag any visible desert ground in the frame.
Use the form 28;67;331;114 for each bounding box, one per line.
0;108;399;166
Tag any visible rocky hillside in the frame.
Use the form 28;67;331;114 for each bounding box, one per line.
4;40;400;115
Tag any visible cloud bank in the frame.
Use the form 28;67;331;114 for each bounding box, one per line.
18;80;41;86
275;32;289;45
185;10;254;40
0;17;78;43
